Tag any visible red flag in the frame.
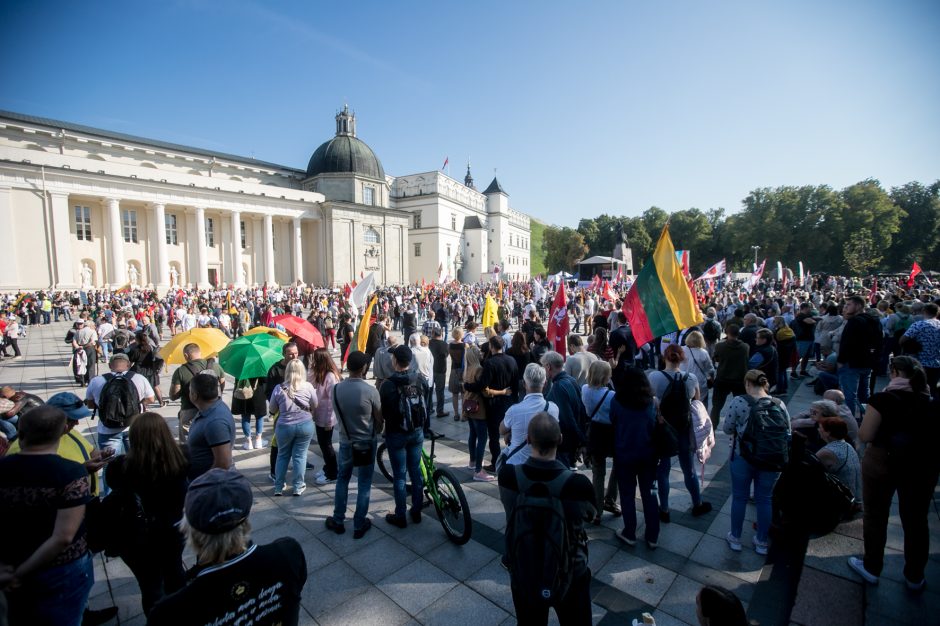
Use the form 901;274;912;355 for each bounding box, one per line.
907;262;922;288
615;265;623;283
343;283;352;298
602;280;617;302
547;281;569;357
869;278;878;305
442;157;449;170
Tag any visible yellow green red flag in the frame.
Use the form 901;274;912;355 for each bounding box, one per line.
481;294;498;330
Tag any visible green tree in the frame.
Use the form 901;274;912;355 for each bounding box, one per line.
835;179;902;273
885;181;940;270
844;230;882;275
542;225;588;273
642;206;669;242
529;219;547;276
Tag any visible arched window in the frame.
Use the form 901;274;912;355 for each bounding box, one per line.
364;227;380;244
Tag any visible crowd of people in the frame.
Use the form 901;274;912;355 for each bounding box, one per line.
0;271;937;625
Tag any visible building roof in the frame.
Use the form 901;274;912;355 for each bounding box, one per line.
578;256;629;265
463;216;484;230
305;134;385;180
482;177;508;195
0;109;301;173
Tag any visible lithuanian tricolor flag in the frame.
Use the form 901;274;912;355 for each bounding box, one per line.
622;225;703;347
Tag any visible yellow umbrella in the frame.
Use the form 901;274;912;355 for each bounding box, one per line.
244;326;291;342
159;328;231;365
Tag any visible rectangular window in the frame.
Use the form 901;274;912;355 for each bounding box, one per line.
205;217;215;247
74;206;91;241
363;186;374;206
165;214;178;245
121;209;137;243
414;213;422;229
240;221;247;249
446;244;451;258
451;214;457;230
414;243;421;257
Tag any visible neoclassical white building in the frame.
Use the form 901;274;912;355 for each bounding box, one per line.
0;107;530;291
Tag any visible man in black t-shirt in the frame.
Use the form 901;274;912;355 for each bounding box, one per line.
497;412;595;625
0;405;94;626
149;469;307;626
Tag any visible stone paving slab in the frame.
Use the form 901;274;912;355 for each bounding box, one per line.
3;319;939;624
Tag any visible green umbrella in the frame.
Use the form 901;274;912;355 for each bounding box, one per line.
218;333;286;381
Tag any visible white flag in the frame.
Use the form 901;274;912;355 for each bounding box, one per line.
350;272;376;310
532;278;546;301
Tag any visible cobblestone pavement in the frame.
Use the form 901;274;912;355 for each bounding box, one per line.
2;319;937;625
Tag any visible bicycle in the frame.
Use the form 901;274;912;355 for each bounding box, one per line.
376;431;472;545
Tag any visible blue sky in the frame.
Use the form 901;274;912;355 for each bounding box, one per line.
1;0;937;226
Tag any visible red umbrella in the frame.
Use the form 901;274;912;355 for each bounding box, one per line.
272;314;325;349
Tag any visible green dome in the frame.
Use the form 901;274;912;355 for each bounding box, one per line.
305;134;385;180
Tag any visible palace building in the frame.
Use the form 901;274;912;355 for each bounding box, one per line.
0;107;531;291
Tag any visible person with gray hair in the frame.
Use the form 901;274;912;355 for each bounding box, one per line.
499;363;560;468
147;469;307;625
541;351;587;468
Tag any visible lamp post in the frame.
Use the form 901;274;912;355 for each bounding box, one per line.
751;245;761;269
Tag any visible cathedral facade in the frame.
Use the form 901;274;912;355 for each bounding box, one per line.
0;107;531;291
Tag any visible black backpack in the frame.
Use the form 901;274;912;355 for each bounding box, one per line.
98;373;140;429
739;396;790;471
397;375;426;432
659;372;691;434
773;446;854;538
506;466;576;607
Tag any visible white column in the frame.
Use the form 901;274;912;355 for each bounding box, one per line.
263;214;275;285
230;210;243;287
0;187;20;290
292;217;303;285
48;191;78;288
151;202;170;289
105;197;126;287
193;206;209;288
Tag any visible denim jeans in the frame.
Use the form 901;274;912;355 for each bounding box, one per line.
467;418;488;472
274;419;314;491
657;429;703;512
385;429;424;518
241;414;264;438
99;341;112;364
332;440;376;531
838;366;871;418
98;430;129;496
730;454;780;543
7;551;93;626
615;459;659;543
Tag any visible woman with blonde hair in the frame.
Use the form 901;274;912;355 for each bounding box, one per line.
105;412;188;616
462;345;489;479
681;330;715;406
268;359;317;496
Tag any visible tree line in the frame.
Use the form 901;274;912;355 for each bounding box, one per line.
537;179;940;277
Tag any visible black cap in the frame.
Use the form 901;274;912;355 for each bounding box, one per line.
184;469;252;534
390;345;413;365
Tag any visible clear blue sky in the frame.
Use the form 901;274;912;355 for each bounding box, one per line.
2;0;937;226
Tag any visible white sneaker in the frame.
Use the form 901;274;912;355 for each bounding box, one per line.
726;532;742;552
473;471;495;482
254;436;264;449
753;538;769;556
242;439;254;451
294;484;307;496
315;474;333;486
848;557;879;585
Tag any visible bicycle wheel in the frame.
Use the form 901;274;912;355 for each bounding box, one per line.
376;443;413;491
376;443;394;483
432;467;472;545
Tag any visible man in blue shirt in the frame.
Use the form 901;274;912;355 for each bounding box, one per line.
187;373;235;480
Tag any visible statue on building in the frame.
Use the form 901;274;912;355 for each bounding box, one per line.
241;266;248;287
127;263;140;287
80;263;93;290
612;222;634;276
169;265;179;287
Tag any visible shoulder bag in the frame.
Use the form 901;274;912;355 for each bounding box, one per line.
333;393;374;467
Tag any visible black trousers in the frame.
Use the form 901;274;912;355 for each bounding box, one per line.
120;527;185;616
316;425;338;480
710;380;745;428
487;399;511;465
511;568;592;626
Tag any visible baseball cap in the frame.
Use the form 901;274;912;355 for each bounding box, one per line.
346;351;369;372
47;392;92;421
110;353;129;364
184;469;253;534
390;345;413;365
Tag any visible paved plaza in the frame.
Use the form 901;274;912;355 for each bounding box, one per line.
3;320;939;625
